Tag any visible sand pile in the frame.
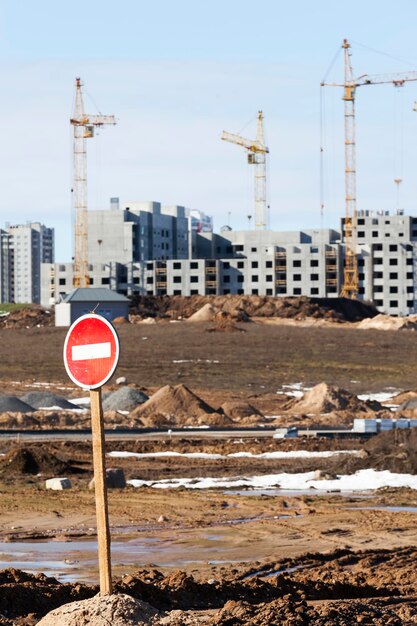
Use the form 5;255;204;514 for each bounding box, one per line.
129;384;218;425
0;395;34;413
37;593;158;626
0;305;54;328
20;392;78;410
357;313;417;331
186;303;216;322
0;446;71;475
102;387;149;411
286;383;380;415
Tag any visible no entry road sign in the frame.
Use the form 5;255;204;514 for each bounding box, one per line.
63;314;120;389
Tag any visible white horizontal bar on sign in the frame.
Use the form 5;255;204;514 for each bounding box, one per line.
72;342;111;361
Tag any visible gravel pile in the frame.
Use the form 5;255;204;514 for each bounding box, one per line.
20;392;79;410
102;387;149;411
0;395;34;413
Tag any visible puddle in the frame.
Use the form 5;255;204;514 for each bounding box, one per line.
228;488;374;498
346;505;417;513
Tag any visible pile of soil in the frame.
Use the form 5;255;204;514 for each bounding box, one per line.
359;428;417;474
358;313;417;331
0;306;54;329
187;303;216;322
37;593;158;626
285;383;381;415
102;387;149;412
0;446;71;475
221;401;264;423
19;392;78;410
129;295;377;323
0;396;34;413
129;384;218;426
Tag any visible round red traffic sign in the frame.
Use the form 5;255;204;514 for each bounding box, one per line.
63;314;120;389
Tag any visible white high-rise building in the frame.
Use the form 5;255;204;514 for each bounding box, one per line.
6;222;54;304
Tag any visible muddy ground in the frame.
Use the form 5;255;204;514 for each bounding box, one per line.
2;321;417;622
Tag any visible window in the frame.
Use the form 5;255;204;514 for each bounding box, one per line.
372;231;379;237
190;276;199;283
266;289;273;296
173;262;181;270
373;285;383;292
266;275;273;282
223;275;230;283
146;262;153;270
357;259;365;267
237;261;244;269
293;288;301;295
277;287;287;294
311;288;319;295
390;300;398;308
251;289;259;295
237;275;244;283
190;262;198;269
59;264;66;271
237;289;244;295
223;261;230;269
310;260;319;267
252;275;259;282
389;286;398;293
146;277;154;284
389;245;398;252
374;300;383;306
190;289;199;295
223;289;230;295
265;261;273;268
389;273;398;280
310;246;319;253
310;274;319;281
373;258;382;265
101;277;110;285
373;272;383;279
293;274;302;281
173;290;182;295
358;273;365;281
293;260;301;267
358;231;365;238
407;258;413;265
407;272;413;279
173;276;181;283
251;261;258;268
407;300;414;308
235;245;244;252
373;244;383;251
59;278;66;285
389;258;398;266
407;286;414;293
251;247;257;253
357;218;365;225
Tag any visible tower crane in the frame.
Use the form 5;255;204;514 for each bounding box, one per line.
322;39;417;299
70;78;116;288
221;111;269;229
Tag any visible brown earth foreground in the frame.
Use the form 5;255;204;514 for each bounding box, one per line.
3;314;417;622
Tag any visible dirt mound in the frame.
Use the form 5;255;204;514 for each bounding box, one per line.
20;392;78;410
129;295;377;323
358;313;417;331
0;446;71;475
187;303;216;322
0;305;54;329
37;593;158;626
0;568;94;622
357;428;417;474
102;387;149;411
130;384;217;425
0;395;34;413
221;401;264;422
0;412;40;428
286;382;380;415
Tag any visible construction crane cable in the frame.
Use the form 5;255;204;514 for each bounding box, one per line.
321;45;342;84
319;85;326;221
350;39;417;70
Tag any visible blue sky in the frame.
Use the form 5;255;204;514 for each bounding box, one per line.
2;1;417;260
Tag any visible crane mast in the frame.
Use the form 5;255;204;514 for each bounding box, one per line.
341;39;358;298
322;41;417;299
70;78;116;288
221;111;269;229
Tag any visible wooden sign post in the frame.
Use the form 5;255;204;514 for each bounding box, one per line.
63;313;120;595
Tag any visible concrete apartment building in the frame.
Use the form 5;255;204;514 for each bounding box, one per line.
1;222;54;304
40;198;417;316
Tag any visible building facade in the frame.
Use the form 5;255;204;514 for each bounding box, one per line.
1;222;54;304
40;206;417;317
